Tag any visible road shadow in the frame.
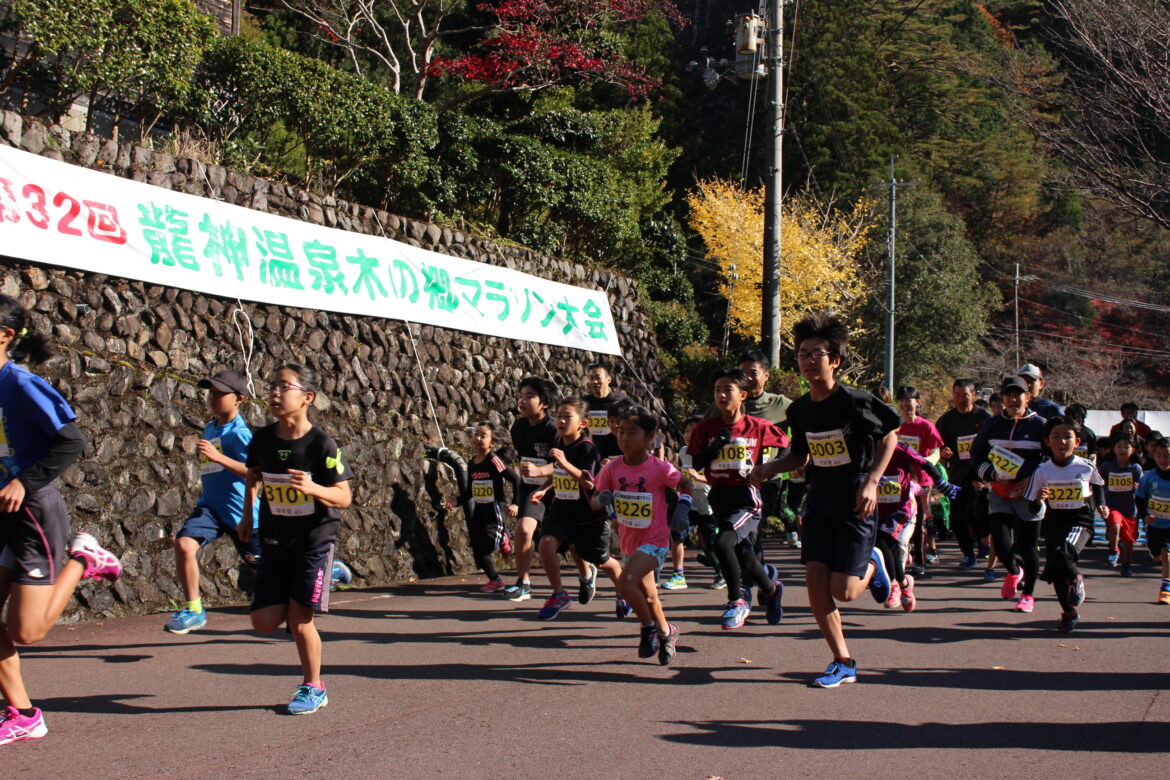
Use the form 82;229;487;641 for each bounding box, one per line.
659;717;1166;752
33;693;270;716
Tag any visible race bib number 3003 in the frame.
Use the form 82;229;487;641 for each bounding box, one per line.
807;429;850;467
262;472;314;517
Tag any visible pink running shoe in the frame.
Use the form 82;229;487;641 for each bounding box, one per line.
900;575;916;612
1000;570;1022;600
0;706;47;745
1014;594;1035;613
885;581;901;609
67;532;121;582
499;529;513;558
480;578;507;593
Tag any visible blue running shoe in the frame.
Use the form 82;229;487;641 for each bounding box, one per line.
721;599;750;630
765;580;784;625
164;608;207;634
983;569;997;582
538;591;572;620
960;555;977;569
1107;550;1120;568
615;595;632;619
287;684;328;715
868;548;891;604
330;560;353;591
578;564;598;605
637;625;660;659
1057;609;1079;633
1120;563;1133;577
662;571;688;590
811;659;857;688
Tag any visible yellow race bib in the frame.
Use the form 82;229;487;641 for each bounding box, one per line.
262;472;313;517
613;490;654;529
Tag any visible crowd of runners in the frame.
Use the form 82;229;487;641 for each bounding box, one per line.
1;292;1168;745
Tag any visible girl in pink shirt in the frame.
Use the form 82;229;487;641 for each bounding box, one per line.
594;405;693;665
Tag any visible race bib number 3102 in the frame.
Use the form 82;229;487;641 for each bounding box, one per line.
262;472;313;517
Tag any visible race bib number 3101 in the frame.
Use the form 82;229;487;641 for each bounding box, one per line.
262;472;313;517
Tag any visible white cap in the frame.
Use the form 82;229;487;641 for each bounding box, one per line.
1017;363;1042;380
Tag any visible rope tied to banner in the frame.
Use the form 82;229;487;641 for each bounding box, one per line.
230;298;257;398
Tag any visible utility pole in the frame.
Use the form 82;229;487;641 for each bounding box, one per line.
880;156;919;396
761;0;784;367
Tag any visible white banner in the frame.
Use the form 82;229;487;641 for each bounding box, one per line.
0;145;621;355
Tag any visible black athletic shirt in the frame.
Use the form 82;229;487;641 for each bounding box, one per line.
248;423;351;551
582;392;628;449
935;406;992;485
510;415;557;494
457;452;519;508
785;384;902;486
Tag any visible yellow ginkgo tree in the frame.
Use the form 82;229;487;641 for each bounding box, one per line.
687;178;874;345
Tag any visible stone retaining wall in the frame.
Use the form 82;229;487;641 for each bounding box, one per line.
0;112;672;620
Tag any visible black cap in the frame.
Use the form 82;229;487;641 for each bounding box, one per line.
1000;376;1029;394
198;369;249;396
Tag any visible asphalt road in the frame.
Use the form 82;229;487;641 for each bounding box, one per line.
5;539;1168;778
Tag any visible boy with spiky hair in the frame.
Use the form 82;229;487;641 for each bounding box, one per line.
752;311;901;687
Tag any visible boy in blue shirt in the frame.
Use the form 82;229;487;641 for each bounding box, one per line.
165;370;259;633
1135;436;1170;605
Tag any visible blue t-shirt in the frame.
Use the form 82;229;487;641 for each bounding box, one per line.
0;361;76;489
1100;459;1142;518
1136;469;1170;530
194;414;257;527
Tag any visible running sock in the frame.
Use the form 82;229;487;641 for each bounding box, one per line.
186;598;203;614
18;707;36;718
674;568;684;575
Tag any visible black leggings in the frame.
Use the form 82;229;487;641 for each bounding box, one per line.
990;513;1040;596
951;487;988;559
875;532;906;585
1043;524;1091;610
714;529;775;603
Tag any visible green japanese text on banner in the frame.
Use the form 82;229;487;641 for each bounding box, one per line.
0;146;621;356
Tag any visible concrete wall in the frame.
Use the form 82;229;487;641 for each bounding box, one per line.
0;112;672;620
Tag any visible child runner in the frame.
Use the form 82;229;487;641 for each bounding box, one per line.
165;369;260;633
751;312;901;688
689;369;789;630
895;386;944;574
528;397;620;619
1099;435;1143;575
594;405;694;664
446;422;518;592
0;294;121;745
970;376;1047;613
1135;437;1170;605
238;363;352;715
668;415;721;591
1027;416;1104;632
510;377;589;602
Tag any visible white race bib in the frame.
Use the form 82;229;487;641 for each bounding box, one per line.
877;476;902;504
613;490;654;529
1108;472;1134;493
1046;480;1085;510
199;437;224;476
711;437;751;474
956;434;976;461
807;429;850;467
898;433;921;454
262;472;313;517
552;468;579;501
520;456;547;486
471;479;494;504
989;446;1024;479
1149;494;1170;520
